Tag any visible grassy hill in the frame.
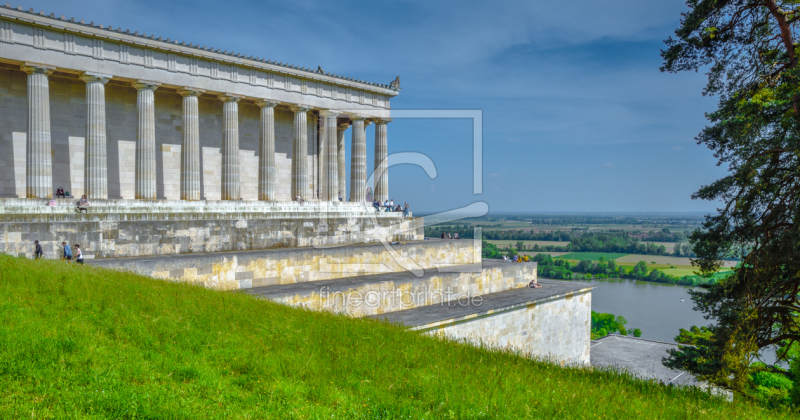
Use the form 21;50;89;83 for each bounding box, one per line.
0;256;793;419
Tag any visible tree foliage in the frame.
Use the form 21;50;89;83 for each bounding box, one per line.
662;0;800;392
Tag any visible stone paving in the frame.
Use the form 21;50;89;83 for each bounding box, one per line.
590;335;699;386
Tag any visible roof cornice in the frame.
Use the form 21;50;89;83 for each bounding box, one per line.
0;4;401;97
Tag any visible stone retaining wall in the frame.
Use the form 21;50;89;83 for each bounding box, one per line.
421;287;592;365
89;239;479;290
253;261;536;317
0;200;423;259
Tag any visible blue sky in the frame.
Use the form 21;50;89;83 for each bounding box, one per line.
26;0;724;213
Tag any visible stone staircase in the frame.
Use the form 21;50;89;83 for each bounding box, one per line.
241;260;537;317
85;238;592;364
238;252;592;365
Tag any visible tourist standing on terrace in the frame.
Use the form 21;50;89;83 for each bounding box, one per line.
34;240;43;259
62;242;72;263
366;187;373;202
74;245;84;264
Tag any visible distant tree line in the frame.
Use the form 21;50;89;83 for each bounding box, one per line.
445;229;697;257
520;253;715;287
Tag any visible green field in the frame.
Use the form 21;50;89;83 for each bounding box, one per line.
486;239;570;248
556;252;629;261
0;255;789;418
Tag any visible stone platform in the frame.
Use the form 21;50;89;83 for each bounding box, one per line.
369;279;593;364
89;239;479;290
0;198;422;259
241;260;536;316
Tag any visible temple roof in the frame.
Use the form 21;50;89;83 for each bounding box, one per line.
0;3;400;95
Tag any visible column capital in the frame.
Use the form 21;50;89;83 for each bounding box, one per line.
219;93;243;103
350;115;367;122
338;122;351;131
372;117;391;125
289;104;312;113
79;72;111;84
256;99;278;108
21;62;56;75
318;110;340;118
132;80;160;91
179;87;205;97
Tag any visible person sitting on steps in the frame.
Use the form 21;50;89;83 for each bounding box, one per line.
56;187;65;198
76;195;89;213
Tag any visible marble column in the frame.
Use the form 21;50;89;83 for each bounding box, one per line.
374;119;389;202
179;88;204;201
80;72;111;199
22;63;55;199
319;110;339;201
257;100;278;201
349;117;367;202
220;94;242;201
133;81;159;200
337;122;348;201
290;105;311;201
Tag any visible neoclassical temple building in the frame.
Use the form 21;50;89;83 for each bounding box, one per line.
0;5;395;202
0;6;593;365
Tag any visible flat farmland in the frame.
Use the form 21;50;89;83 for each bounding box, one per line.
555;252;629;261
615;254;738;268
487;240;570;248
651;242;676;252
522;251;569;257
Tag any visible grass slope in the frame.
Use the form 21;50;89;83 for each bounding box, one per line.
0;256;793;419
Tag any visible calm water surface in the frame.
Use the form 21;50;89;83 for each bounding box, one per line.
585;278;707;342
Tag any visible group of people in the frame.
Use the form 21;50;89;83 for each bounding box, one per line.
33;240;84;264
46;192;91;213
372;199;410;217
440;232;460;239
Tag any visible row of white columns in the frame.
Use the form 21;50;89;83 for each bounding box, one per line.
20;63;390;202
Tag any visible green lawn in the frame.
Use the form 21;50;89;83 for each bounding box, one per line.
0;255;792;418
556;252;630;261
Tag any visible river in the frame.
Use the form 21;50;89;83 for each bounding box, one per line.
580;277;778;364
586;278;706;342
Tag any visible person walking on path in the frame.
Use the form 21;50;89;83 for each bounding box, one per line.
34;240;43;259
62;242;72;263
74;244;84;264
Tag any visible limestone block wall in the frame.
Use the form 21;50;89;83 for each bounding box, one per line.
269;262;536;316
89;238;475;290
117;140;135;199
424;289;592;365
0;68;322;200
0;200;425;259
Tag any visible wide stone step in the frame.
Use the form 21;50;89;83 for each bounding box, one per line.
241;260;537;317
88;239;480;290
367;279;594;365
